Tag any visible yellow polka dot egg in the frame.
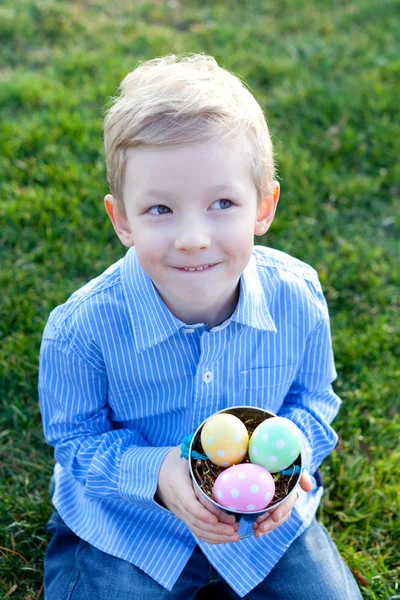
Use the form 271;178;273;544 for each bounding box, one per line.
200;413;249;467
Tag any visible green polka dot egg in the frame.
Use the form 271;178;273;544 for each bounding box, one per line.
201;413;249;467
249;417;301;472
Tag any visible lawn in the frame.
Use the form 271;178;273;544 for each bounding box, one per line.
0;0;399;598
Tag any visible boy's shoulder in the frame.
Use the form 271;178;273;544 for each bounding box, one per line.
252;246;326;313
253;245;320;284
43;257;124;341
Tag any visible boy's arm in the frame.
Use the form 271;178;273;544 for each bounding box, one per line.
253;293;340;538
39;337;171;511
278;292;341;477
39;337;239;543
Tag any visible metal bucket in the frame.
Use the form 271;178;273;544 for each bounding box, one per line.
188;406;302;539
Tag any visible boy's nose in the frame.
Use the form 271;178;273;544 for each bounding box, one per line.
174;225;211;253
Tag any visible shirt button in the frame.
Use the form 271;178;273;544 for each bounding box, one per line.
203;370;214;384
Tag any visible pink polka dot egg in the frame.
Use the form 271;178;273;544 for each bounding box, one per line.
213;464;275;512
201;413;249;467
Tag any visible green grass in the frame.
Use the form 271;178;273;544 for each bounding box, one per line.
1;0;399;597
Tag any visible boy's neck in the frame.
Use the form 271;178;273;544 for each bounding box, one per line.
160;283;240;329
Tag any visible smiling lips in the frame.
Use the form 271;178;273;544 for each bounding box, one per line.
174;263;217;272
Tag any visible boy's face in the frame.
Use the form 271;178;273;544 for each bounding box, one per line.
105;140;279;327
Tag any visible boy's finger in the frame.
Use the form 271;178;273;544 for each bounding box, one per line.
178;494;239;537
191;526;240;545
254;490;298;530
254;510;292;538
182;504;238;537
197;492;237;525
269;493;297;523
187;514;240;542
178;483;220;524
255;510;271;525
180;498;218;526
218;512;239;527
189;516;238;538
300;469;312;492
178;493;239;537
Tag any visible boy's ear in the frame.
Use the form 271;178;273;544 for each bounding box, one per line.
104;194;134;247
254;181;280;236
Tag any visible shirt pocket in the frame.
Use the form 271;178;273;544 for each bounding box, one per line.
239;364;298;413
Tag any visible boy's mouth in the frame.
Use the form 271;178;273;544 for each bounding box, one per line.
174;263;218;272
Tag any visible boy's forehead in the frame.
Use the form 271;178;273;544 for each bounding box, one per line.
124;139;252;183
123;146;254;203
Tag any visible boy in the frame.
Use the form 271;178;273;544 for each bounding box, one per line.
39;54;362;598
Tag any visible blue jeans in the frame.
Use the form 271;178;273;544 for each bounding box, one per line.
44;512;362;600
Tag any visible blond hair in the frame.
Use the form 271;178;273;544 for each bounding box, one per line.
103;54;275;214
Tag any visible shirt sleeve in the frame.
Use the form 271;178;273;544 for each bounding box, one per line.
38;337;172;512
278;294;341;477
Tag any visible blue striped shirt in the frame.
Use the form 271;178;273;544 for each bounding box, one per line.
39;245;341;597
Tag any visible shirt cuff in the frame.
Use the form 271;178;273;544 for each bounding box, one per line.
119;445;172;512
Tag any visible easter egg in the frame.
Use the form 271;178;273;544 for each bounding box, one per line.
213;463;275;512
201;413;249;467
249;417;301;472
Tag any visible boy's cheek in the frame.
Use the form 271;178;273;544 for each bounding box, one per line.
134;246;162;273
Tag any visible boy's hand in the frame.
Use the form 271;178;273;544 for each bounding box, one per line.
156;447;240;545
252;470;312;539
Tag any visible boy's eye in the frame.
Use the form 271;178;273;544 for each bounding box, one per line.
147;205;171;215
211;199;233;210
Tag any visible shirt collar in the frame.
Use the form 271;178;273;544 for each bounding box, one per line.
121;248;184;352
230;254;277;333
121;248;277;352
